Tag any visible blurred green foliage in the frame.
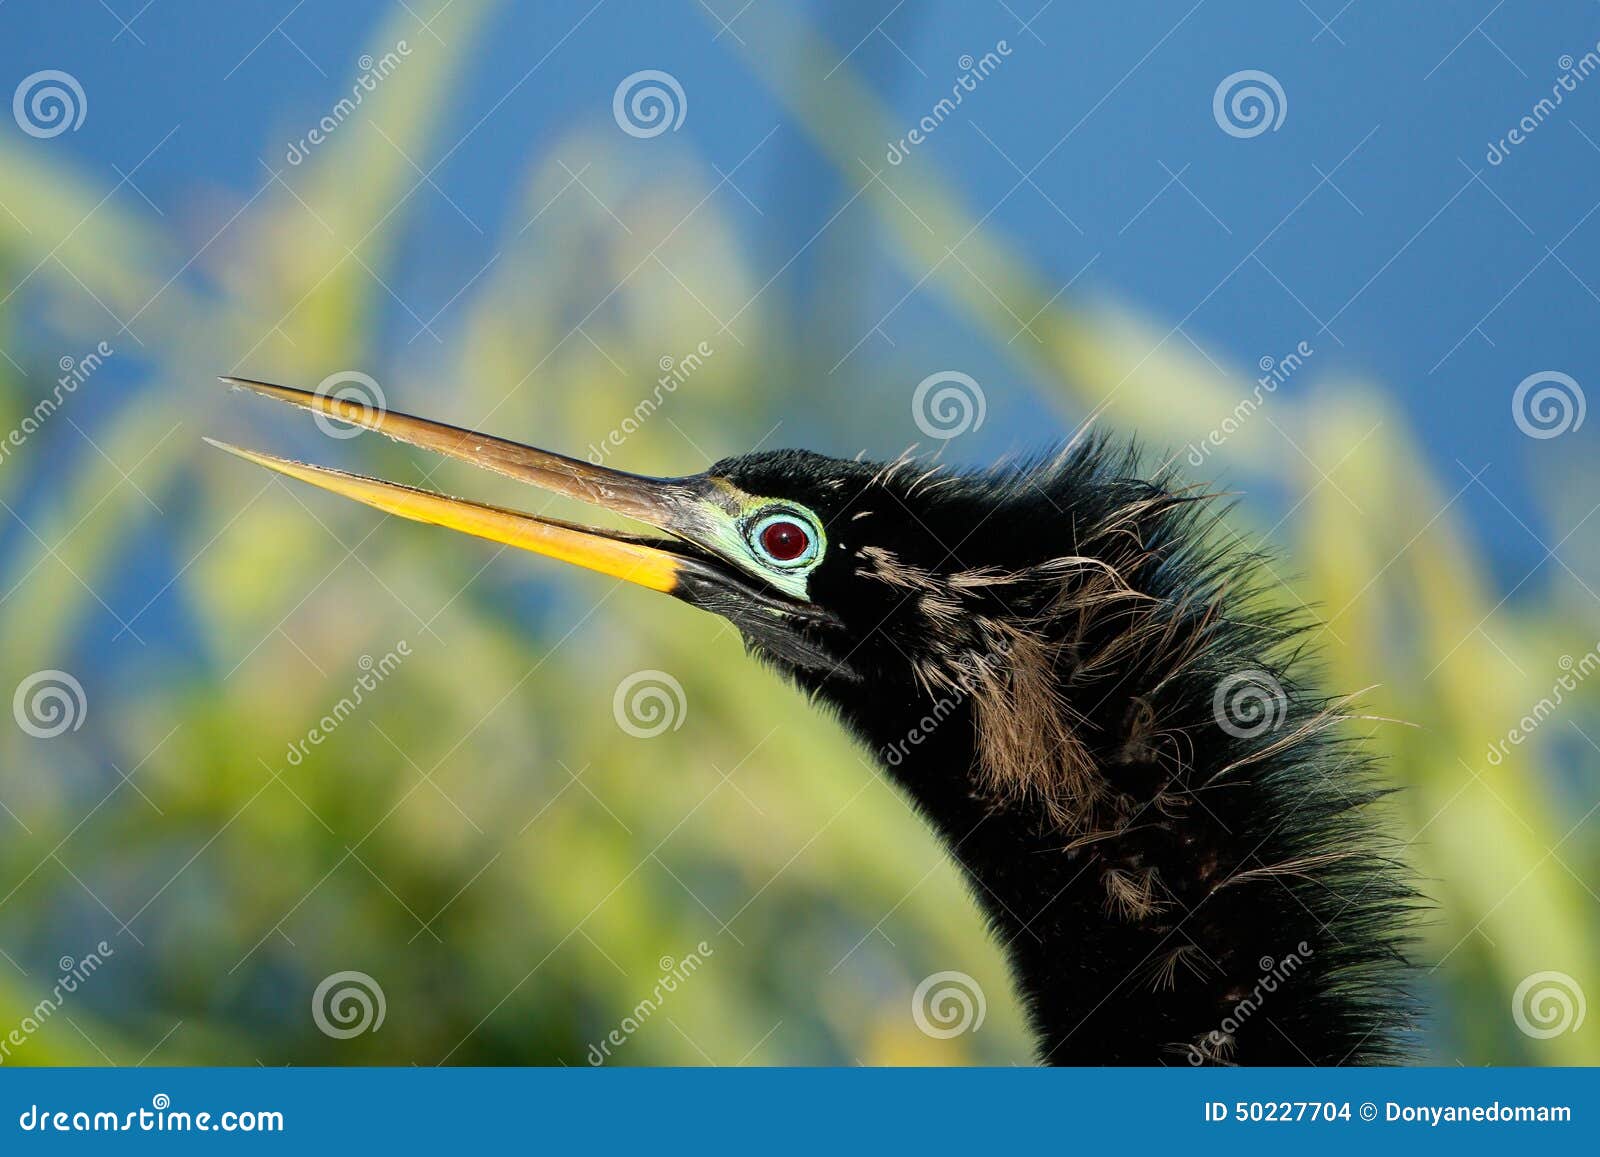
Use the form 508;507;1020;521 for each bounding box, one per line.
0;0;1595;1065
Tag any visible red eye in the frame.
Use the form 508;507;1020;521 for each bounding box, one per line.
758;518;811;562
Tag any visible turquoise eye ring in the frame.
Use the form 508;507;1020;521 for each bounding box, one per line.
747;509;822;569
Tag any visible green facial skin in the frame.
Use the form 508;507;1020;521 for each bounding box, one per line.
690;497;828;602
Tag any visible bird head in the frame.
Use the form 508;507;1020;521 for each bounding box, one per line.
210;377;1175;835
208;380;1085;704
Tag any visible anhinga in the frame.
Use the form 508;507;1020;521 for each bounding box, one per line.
209;376;1416;1066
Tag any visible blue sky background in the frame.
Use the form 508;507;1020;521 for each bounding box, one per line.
5;0;1597;583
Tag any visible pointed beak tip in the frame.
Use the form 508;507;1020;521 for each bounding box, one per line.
216;376;303;408
203;437;277;472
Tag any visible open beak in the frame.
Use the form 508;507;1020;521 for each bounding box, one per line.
206;376;746;601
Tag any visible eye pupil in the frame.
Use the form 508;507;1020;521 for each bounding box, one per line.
759;519;810;562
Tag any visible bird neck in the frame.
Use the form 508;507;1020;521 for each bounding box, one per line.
766;444;1413;1063
806;635;1411;1066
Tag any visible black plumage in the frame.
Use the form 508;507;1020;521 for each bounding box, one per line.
214;379;1421;1065
706;440;1420;1065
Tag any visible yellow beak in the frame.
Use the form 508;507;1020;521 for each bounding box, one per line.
208;377;711;595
